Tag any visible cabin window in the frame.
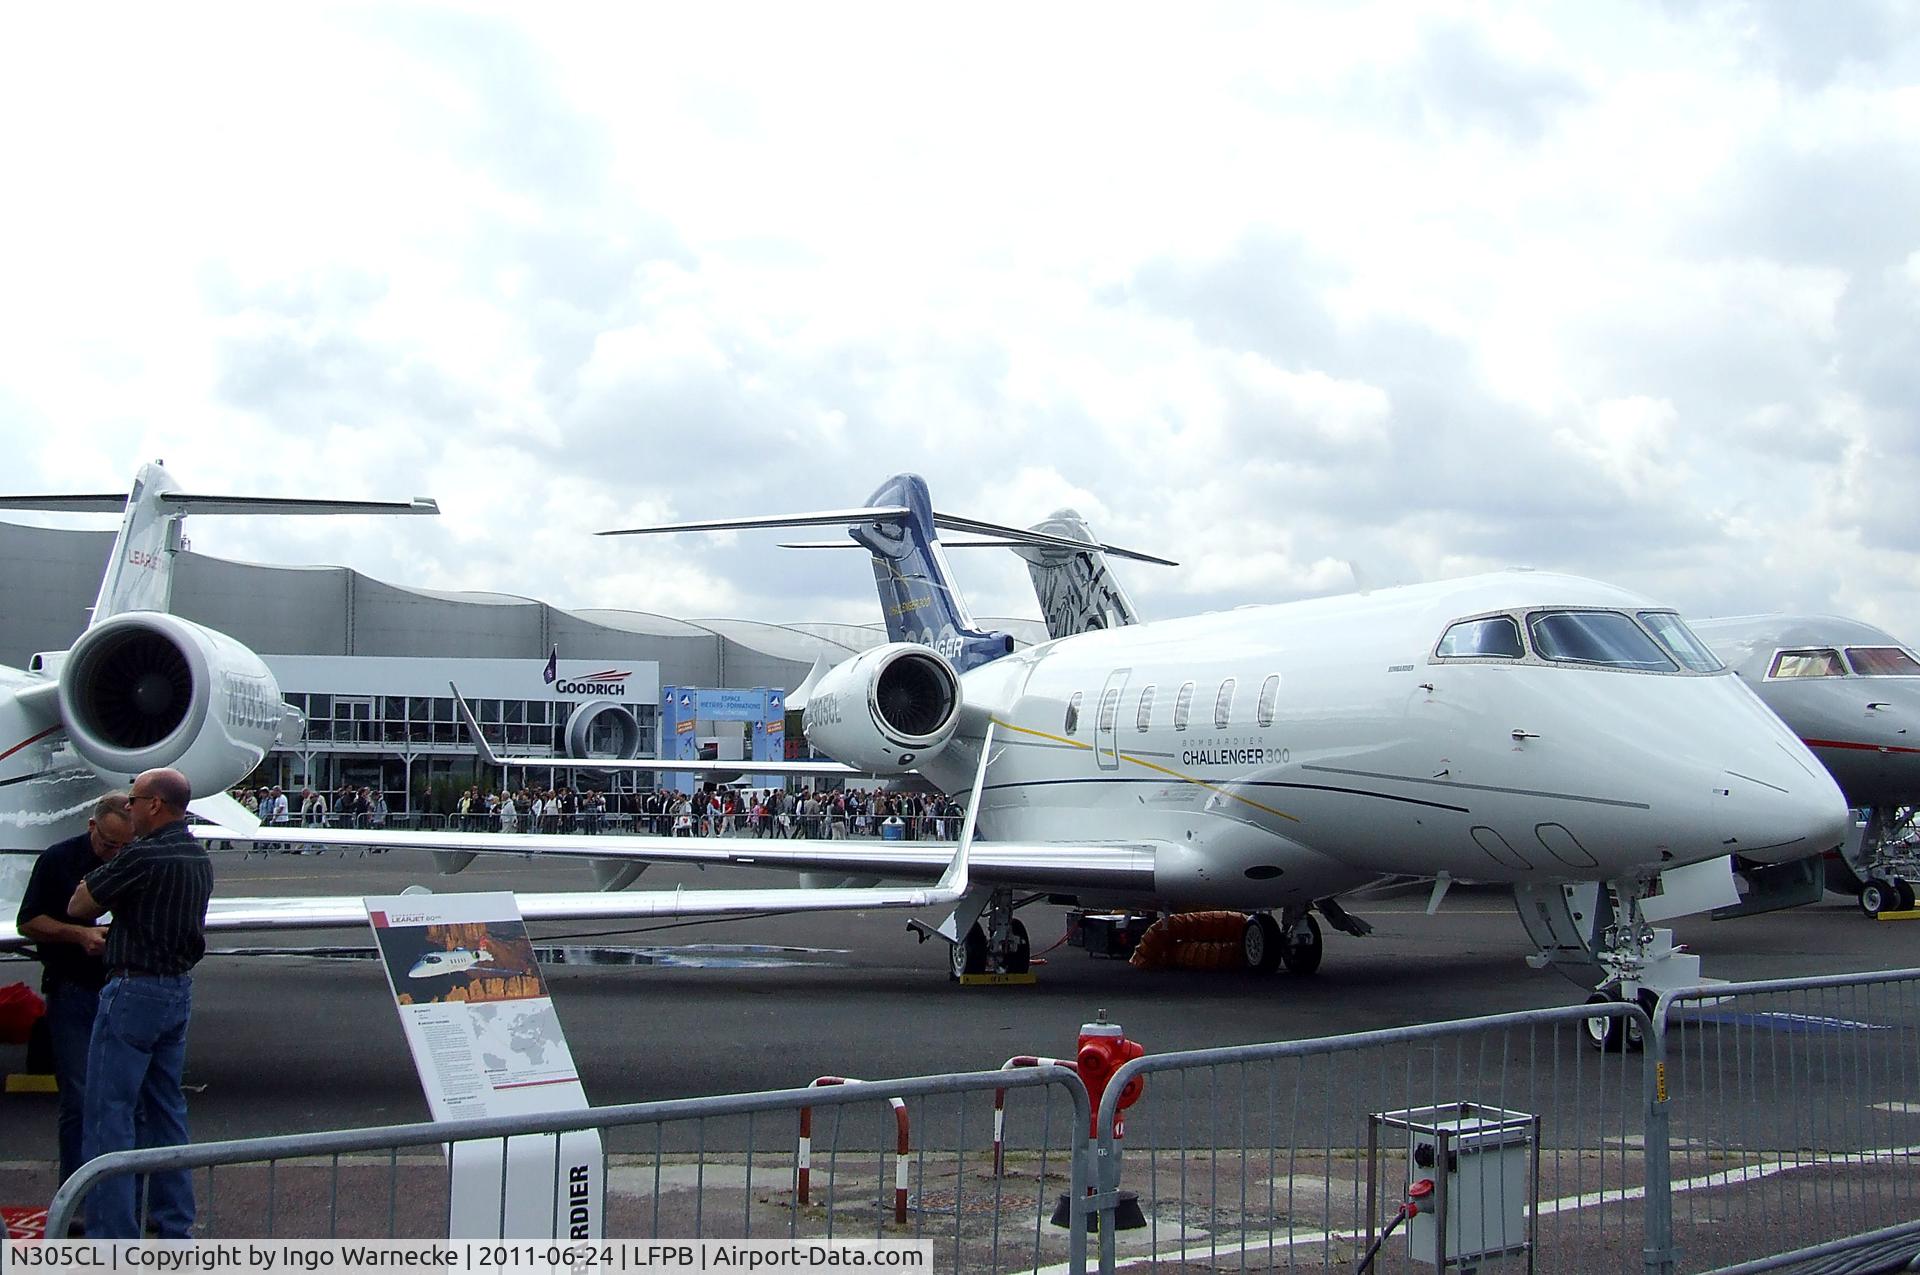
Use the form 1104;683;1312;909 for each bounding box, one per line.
1173;681;1195;731
1436;615;1524;659
1846;647;1920;677
1136;685;1155;731
1214;678;1236;729
1256;674;1280;727
1637;611;1724;672
1529;611;1677;671
1064;692;1083;734
1098;688;1121;733
1769;649;1845;679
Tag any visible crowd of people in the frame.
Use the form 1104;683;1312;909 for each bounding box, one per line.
229;782;968;839
233;784;389;829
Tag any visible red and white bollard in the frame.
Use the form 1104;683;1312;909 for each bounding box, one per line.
796;1076;911;1224
994;1056;1079;1177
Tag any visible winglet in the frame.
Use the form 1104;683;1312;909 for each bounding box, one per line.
188;791;262;832
933;722;992;898
450;682;507;767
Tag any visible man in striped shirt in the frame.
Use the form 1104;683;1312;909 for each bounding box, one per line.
66;767;212;1239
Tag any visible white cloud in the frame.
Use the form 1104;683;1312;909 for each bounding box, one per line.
2;2;1918;642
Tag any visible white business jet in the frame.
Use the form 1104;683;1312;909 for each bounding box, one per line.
351;474;1843;1046
0;465;978;954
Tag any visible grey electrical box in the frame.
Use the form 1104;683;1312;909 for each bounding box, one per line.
1367;1103;1540;1270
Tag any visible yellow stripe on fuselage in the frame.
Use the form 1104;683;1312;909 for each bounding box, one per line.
988;717;1300;824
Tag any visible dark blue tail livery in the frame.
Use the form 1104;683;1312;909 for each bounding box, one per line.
852;475;1013;672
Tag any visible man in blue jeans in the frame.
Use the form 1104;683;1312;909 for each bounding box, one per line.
14;793;134;1223
67;768;212;1240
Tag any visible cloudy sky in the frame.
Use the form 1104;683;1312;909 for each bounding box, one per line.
3;2;1918;638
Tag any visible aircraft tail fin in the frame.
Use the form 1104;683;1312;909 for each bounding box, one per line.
0;462;437;626
600;474;1172;671
1011;509;1144;639
848;473;1015;671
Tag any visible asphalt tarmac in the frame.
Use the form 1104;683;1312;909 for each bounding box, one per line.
3;846;1907;1144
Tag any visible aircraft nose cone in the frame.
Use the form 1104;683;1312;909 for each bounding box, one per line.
1720;759;1851;865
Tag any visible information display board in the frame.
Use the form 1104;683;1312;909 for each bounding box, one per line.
365;893;603;1239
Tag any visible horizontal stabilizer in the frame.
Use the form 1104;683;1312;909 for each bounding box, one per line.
0;492;438;516
600;504;1174;566
0;494;132;512
599;506;913;536
778;538;1029;550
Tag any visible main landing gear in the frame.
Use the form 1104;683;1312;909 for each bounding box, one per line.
934;887;1033;980
1241;909;1325;975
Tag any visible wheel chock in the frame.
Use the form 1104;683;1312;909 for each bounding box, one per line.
958;972;1038;987
1875;909;1920;922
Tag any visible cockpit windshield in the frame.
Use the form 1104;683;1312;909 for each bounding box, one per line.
1769;649;1845;678
1637;612;1725;672
1436;615;1524;659
1845;647;1920;676
1529;611;1677;671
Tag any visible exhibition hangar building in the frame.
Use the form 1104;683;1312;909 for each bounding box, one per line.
0;521;1044;807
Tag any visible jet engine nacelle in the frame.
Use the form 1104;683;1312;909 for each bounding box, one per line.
57;612;284;795
802;642;960;774
563;700;644;761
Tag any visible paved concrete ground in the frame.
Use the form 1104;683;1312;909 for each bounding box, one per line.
3;848;1915;1266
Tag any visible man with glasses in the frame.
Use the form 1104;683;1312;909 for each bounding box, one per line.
66;768;211;1239
14;793;134;1223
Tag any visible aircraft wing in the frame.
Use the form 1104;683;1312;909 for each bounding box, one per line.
0;729;1001;951
0;870;997;948
198;824;1159;894
191;879;965;935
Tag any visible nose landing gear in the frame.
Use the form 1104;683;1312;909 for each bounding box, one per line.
1580;879;1699;1052
1843;807;1920;918
1858;875;1916;918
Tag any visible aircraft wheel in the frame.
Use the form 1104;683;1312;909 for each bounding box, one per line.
1242;913;1284;973
950;924;987;980
1006;919;1032;974
1584;992;1625;1052
1859;879;1892;917
1897;880;1917;912
1281;914;1323;975
1583;991;1646;1053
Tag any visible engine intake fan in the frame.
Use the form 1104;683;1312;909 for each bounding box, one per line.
55;611;281;793
67;624;195;749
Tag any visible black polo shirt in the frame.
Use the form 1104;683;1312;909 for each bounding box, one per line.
84;818;213;977
16;832;110;992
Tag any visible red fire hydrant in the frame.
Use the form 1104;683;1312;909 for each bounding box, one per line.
1076;1010;1145;1138
1050;1011;1148;1232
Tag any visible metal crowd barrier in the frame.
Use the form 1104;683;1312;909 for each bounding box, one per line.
43;971;1920;1273
46;1067;1090;1274
1649;967;1920;1274
1088;1002;1652;1274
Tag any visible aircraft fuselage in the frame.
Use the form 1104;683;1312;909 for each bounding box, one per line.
924;572;1849;911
